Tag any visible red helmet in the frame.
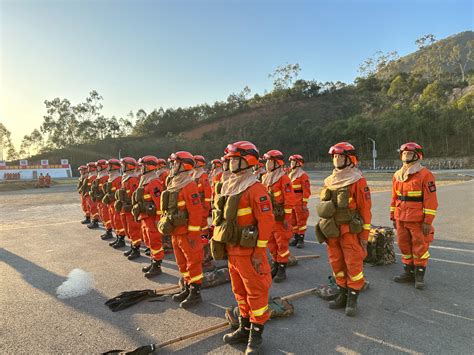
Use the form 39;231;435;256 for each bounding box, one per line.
107;159;121;171
263;150;285;166
87;162;97;171
193;155;206;167
138;155;160;173
168;151;195;171
78;165;87;172
211;159;222;167
156;158;167;168
221;156;229;162
225;141;259;166
289;154;304;166
120;157;138;172
96;159;108;171
399;142;423;159
329;142;358;165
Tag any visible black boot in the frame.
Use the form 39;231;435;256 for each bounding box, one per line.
271;261;279;279
329;287;348;309
273;263;287;283
124;246;133;256
394;264;415;283
144;260;162;278
245;323;264;355
127;246;141;260
345;288;359;317
100;229;114;240
289;234;298;247
415;266;426;290
180;283;202;309
144;248;151;256
142;260;153;272
172;284;190;303
112;236;126;249
87;219;99;229
81;216;91;224
296;234;305;249
109;236;119;246
223;316;250;344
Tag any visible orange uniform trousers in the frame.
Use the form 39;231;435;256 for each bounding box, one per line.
140;217;164;261
396;220;433;267
268;221;292;263
291;204;309;235
120;212;142;247
81;195;90;217
97;202;112;229
228;254;272;325
172;233;203;285
108;205;125;236
327;232;366;291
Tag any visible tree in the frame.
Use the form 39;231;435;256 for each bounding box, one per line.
449;41;474;82
415;34;437;50
358;51;399;77
269;63;301;91
0;123;18;160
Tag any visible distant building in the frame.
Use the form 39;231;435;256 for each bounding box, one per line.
0;159;72;181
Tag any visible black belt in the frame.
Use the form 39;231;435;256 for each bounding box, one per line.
294;189;303;193
397;196;423;202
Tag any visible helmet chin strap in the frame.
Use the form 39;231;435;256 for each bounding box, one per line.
231;157;253;174
402;153;419;164
335;155;352;169
268;161;281;172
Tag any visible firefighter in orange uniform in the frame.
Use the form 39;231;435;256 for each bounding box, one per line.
253;158;266;181
77;165;91;224
158;151;204;308
391;142;438;290
134;156;165;278
111;157;142;259
44;173;51;187
94;159;113;239
213;141;273;354
85;162;100;229
156;158;169;187
101;159;127;242
288;154;311;248
316;142;372;317
193;155;212;237
262;150;296;283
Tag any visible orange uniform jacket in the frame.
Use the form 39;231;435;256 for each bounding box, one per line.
341;178;372;240
226;182;275;256
171;182;203;237
86;175;97;196
97;175;109;201
268;175;296;222
390;168;438;225
120;176;140;212
291;172;311;205
159;170;169;188
138;178;163;221
108;176;122;203
196;173;212;213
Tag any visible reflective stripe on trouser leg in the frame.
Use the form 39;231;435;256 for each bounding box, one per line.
173;234;204;284
396;220;414;265
274;222;292;263
340;232;365;290
144;217;164;261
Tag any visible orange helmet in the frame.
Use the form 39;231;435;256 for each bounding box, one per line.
193;155;206;167
156;158;167;168
329;142;358;165
120;157;138;172
211;159;222;167
168;151;195;171
78;165;87;172
399;142;423;160
289;154;304;166
107;159;121;171
138;155;160;173
87;162;97;171
96;159;108;171
263;150;285;166
225;141;259;167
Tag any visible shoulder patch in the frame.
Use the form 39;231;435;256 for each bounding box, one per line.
260;202;271;212
191;193;199;198
259;196;268;202
427;181;436;192
153;187;161;197
364;186;370;192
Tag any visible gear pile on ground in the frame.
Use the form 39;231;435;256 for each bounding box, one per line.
364;226;396;266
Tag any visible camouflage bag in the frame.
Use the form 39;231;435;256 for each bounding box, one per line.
364;226;396;266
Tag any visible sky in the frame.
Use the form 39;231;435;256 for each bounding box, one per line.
1;0;473;148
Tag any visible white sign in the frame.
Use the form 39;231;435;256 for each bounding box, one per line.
372;149;377;159
20;160;28;166
41;159;49;166
0;161;5;167
61;159;69;165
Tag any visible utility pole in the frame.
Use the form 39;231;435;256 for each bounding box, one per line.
368;137;376;170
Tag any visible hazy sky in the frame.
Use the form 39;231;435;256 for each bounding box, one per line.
1;0;472;148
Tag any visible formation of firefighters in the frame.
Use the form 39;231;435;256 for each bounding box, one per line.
76;141;437;354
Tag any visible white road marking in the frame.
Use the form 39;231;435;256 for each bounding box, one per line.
431;309;474;321
353;332;423;355
395;253;474;266
335;345;361;355
429;245;474;253
399;310;436;324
